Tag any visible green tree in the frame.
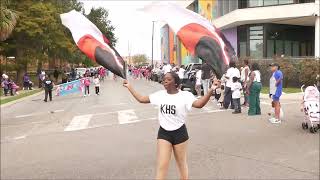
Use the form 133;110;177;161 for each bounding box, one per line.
87;7;117;47
1;0;117;84
132;54;148;66
0;0;18;41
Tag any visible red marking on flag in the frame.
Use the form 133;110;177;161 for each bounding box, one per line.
77;35;103;61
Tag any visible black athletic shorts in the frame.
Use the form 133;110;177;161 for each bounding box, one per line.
157;124;189;145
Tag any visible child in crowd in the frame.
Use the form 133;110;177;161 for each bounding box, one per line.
83;74;91;96
218;85;225;107
231;76;242;114
268;101;284;123
11;81;20;95
93;74;100;95
212;77;221;104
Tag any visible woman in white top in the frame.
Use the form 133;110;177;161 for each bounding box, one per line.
195;69;202;97
123;72;216;179
246;63;262;116
240;59;250;106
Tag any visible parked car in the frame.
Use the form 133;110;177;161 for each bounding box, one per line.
151;66;164;83
181;63;203;95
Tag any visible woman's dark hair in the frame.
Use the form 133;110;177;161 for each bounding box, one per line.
221;85;225;90
244;59;249;65
166;72;181;88
251;63;260;71
229;61;236;68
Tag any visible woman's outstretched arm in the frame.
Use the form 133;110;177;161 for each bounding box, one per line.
123;80;150;104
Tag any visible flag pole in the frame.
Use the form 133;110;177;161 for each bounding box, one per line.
152;21;155;68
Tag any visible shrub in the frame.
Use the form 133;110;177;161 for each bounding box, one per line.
299;59;320;86
274;58;296;88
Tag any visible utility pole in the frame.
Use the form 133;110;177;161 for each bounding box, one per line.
152;21;155;68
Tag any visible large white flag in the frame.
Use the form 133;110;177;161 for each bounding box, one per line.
60;10;126;78
142;2;236;78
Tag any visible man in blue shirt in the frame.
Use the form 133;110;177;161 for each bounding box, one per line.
269;63;283;123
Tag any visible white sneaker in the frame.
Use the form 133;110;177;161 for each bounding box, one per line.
269;118;281;124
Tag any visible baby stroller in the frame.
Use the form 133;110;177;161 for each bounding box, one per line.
301;85;320;133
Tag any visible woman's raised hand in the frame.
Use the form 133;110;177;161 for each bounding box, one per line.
123;79;130;88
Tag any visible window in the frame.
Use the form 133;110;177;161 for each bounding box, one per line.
292;41;299;56
284;41;292;56
267;40;275;57
240;42;247;57
249;26;263;59
250;40;263;58
301;42;306;56
264;0;278;6
229;0;238;12
279;0;293;4
249;0;263;7
275;40;283;56
223;0;229;15
217;0;222;17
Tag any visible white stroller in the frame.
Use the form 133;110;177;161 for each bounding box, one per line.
301;85;320;133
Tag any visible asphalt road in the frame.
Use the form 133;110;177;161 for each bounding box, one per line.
1;77;319;179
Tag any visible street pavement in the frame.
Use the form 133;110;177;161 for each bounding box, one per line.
1;77;319;179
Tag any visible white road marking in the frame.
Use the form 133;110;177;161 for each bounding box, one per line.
15;109;65;118
15;113;39;118
64;114;92;131
118;109;140;124
51;109;65;113
207;109;226;113
13;135;26;140
203;106;212;111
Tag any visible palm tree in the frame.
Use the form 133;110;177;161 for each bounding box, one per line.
0;1;18;41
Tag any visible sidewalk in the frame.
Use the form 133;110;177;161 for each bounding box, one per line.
260;92;302;100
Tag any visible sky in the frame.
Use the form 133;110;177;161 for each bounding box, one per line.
80;0;164;61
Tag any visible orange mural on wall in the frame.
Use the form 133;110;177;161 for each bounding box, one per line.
169;28;175;64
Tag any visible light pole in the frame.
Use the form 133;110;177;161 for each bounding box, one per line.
152;21;155;68
5;56;15;73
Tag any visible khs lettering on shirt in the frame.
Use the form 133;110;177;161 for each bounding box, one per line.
149;90;196;131
160;104;176;115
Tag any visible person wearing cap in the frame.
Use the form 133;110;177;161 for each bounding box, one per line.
269;63;283;124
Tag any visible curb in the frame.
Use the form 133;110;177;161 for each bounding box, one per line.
260;92;302;100
0;90;44;108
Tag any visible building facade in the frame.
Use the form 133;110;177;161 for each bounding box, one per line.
160;0;319;65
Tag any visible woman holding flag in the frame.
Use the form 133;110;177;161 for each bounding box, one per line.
123;72;217;179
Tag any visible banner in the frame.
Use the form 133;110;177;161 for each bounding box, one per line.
56;79;84;96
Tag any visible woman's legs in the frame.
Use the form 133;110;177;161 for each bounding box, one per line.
248;86;257;115
85;86;90;95
173;141;188;180
248;82;261;115
156;139;173;179
223;87;232;109
255;83;262;115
